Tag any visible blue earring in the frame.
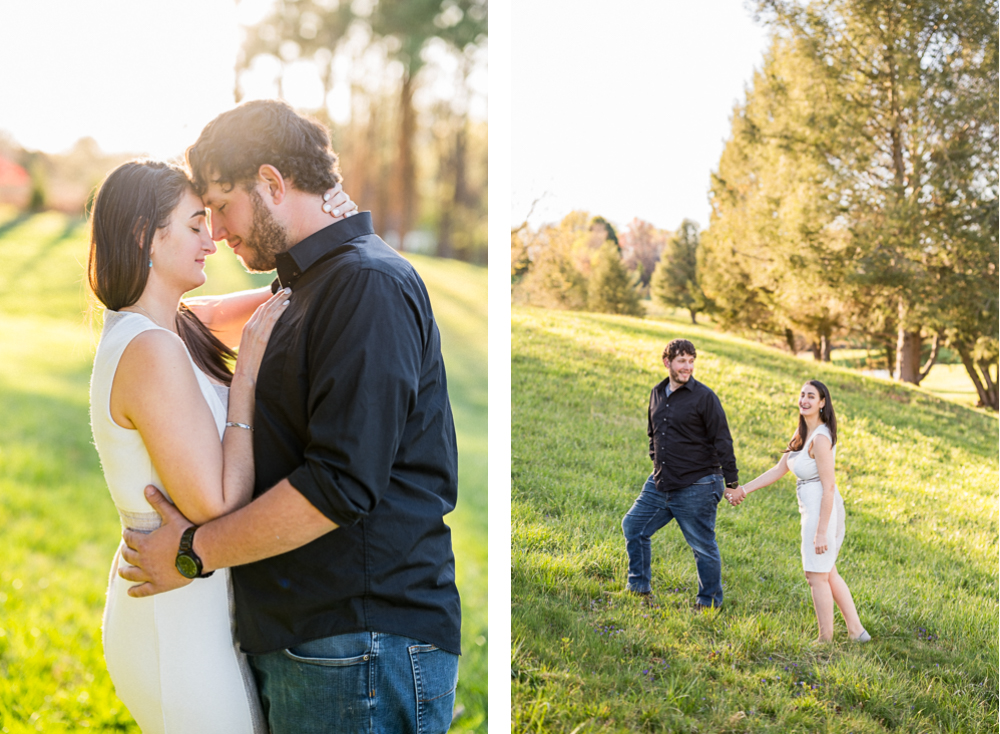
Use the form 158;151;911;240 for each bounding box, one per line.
148;258;153;268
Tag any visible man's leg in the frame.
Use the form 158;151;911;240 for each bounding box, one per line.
621;474;672;594
669;475;724;607
249;631;458;734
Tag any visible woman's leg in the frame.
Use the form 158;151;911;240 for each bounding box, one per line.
804;571;834;641
829;565;865;638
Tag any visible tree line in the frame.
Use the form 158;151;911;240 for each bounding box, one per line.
510;211;710;323
238;0;488;264
704;0;998;408
512;0;997;410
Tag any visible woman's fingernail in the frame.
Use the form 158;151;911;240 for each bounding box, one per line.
333;209;340;216
283;300;290;305
323;192;331;201
322;203;332;212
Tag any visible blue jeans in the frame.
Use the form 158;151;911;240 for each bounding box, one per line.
248;631;459;734
621;473;724;606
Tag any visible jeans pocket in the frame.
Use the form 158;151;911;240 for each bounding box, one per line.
282;631;372;667
409;644;458;734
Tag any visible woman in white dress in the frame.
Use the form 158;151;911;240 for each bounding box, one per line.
88;160;354;733
725;380;869;643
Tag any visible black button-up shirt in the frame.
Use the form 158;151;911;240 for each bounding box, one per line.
231;212;461;656
647;376;738;492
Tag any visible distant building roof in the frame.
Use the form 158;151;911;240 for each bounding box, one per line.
0;155;29;188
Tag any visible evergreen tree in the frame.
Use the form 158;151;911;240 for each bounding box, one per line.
749;0;998;384
650;219;712;324
587;241;643;316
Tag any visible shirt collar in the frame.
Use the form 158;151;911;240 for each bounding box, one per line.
666;377;697;393
275;212;375;289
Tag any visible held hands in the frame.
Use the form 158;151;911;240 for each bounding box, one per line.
119;486;195;598
320;183;359;220
814;532;829;555
725;485;747;507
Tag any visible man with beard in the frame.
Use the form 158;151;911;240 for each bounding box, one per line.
621;338;739;609
119;100;461;734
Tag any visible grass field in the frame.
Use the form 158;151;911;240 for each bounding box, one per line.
0;208;487;733
512;305;998;733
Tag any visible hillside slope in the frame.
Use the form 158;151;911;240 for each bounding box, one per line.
512;306;997;733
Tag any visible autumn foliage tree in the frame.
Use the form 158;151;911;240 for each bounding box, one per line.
619;218;670;287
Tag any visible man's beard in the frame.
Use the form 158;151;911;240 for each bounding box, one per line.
669;366;691;384
238;188;291;272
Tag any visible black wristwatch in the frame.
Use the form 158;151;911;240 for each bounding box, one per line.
175;526;213;579
726;480;740;490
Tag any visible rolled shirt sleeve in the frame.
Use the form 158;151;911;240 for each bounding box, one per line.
286;268;425;527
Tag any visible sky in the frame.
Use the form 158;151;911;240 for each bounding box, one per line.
0;1;252;159
511;0;772;233
0;0;485;160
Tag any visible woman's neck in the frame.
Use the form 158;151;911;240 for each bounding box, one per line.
124;284;183;334
803;415;823;433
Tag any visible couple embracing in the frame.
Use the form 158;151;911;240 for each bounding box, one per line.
89;100;460;733
622;338;870;643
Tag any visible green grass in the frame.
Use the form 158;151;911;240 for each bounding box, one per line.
645;302;983;410
0;210;487;733
829;350;982;409
512;305;998;733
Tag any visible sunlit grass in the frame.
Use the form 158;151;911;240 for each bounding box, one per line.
0;211;487;733
512;305;997;733
644;297;982;411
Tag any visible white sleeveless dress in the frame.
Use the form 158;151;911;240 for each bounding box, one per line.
90;310;267;734
787;424;845;573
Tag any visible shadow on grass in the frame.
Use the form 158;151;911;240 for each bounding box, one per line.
0;211;33;239
6;216;87;284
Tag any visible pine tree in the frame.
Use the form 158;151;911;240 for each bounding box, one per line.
587;241;643;316
649;220;712;324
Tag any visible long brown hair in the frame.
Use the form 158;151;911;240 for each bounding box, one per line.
88;160;235;385
785;379;838;452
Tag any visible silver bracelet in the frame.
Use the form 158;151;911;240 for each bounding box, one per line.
225;421;254;432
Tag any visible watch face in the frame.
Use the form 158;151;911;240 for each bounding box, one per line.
176;555;199;579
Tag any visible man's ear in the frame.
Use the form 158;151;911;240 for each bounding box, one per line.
258;165;287;204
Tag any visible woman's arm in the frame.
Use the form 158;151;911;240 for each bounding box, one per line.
726;453;790;506
185;288;272;349
111;292;290;525
811;435;836;554
742;452;790;495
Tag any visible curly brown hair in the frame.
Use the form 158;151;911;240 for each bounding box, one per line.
185;99;342;196
663;339;696;362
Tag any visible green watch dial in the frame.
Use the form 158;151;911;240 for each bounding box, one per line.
175;555;200;579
